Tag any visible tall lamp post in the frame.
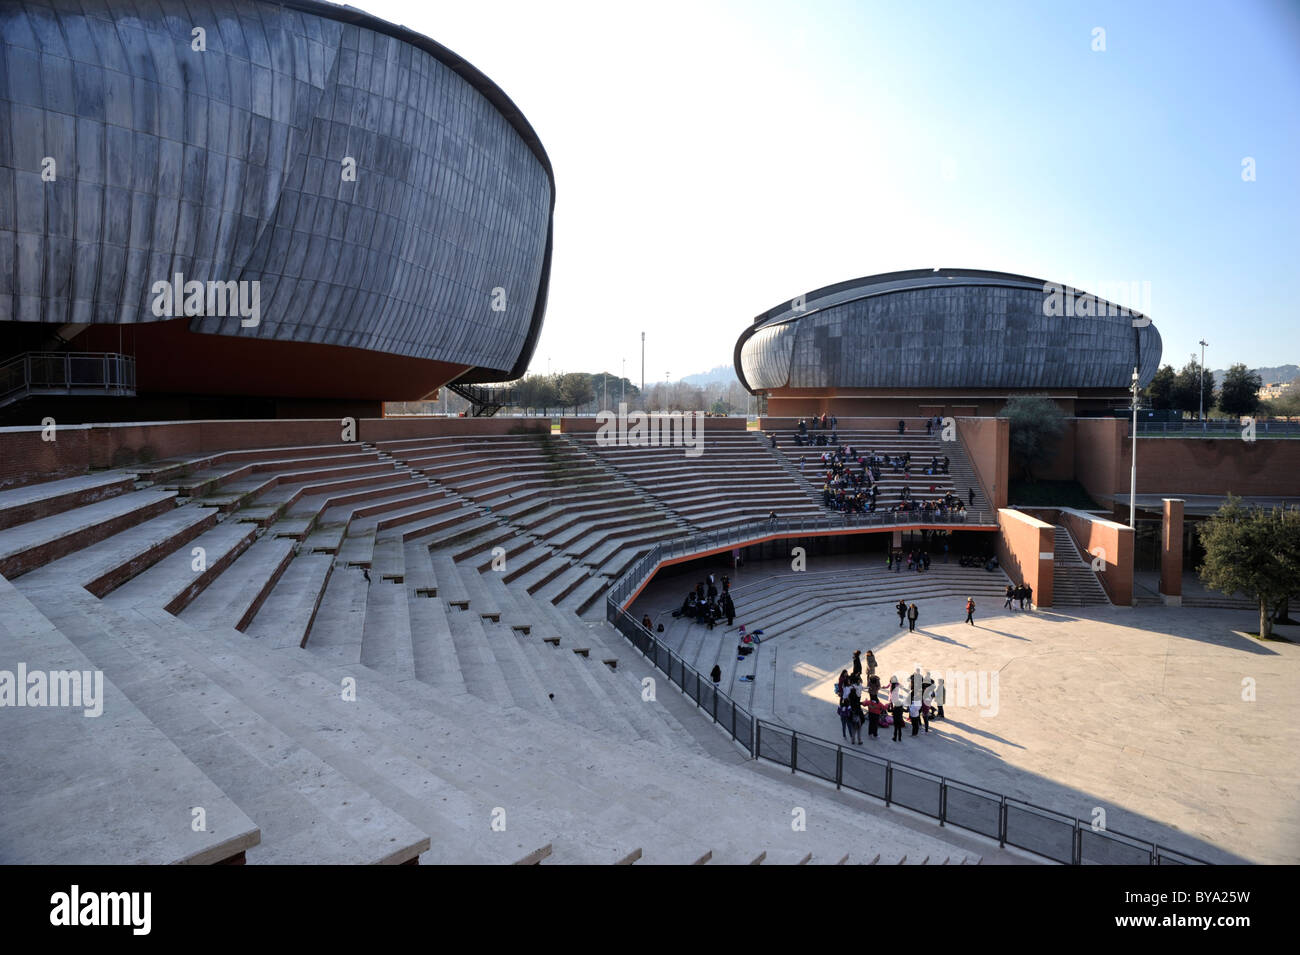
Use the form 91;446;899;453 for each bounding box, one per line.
640;332;645;406
1130;367;1139;529
1198;339;1208;424
621;358;626;405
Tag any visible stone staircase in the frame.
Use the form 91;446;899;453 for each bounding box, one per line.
1051;526;1111;607
0;436;1004;865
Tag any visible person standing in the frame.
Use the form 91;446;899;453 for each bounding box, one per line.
909;695;923;736
851;650;863;682
848;689;865;745
907;602;919;632
1004;584;1015;610
838;695;852;741
965;596;976;625
896;599;907;627
865;650;878;683
721;591;736;626
889;678;906;742
1025;583;1033;609
710;664;721;686
934;677;946;719
866;695;883;739
968;487;975;506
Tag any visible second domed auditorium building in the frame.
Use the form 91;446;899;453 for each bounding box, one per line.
735;268;1162;418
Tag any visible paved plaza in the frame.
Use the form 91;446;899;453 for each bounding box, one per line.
634;555;1300;863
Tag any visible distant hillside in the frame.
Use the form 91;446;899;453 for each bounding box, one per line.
680;364;739;387
1210;363;1298;384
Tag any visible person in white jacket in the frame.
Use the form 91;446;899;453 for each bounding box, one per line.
889;678;906;742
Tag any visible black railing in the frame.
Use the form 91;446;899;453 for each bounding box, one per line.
607;583;1209;866
0;351;136;407
1131;418;1300;437
446;381;518;417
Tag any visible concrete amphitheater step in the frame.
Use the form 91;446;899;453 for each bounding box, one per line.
15;585;428;865
302;562;369;665
178;536;297;632
0;471;138;532
0;488;179;579
245;551;335;649
102;518;260;614
18;503;218;596
360;576;417;680
0;574;261;865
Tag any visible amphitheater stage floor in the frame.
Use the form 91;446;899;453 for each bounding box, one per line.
630;554;1300;864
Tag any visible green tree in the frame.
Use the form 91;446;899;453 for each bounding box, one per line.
1143;365;1175;410
997;395;1066;483
1262;389;1300;419
1198;496;1300;638
1171;360;1215;417
555;372;594;414
516;374;558;415
1215;364;1263;417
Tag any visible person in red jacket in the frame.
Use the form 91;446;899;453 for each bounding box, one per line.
866;696;886;738
965;596;976;625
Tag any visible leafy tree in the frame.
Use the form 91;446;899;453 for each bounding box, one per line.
1216;364;1262;417
1143;365;1175;410
516;374;559;415
555;372;594;414
1198;496;1300;638
1171;360;1215;417
997;395;1066;483
1262;389;1300;419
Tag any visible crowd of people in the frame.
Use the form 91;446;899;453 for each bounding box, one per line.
675;574;736;629
810;445;961;516
835;652;947;745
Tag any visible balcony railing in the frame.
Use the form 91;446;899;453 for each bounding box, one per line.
1131;418;1300;437
0;352;137;409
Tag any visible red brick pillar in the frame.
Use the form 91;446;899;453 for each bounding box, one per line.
1160;499;1184;605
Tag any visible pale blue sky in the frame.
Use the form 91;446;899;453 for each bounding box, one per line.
363;0;1300;382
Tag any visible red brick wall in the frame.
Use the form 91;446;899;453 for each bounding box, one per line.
995;508;1054;608
955;417;1010;509
0;417;558;489
0;426;94;490
1073;419;1126;505
1058;508;1133;605
1070;418;1300;502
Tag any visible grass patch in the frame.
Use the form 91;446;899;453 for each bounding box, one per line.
1242;631;1296;643
1007;479;1100;509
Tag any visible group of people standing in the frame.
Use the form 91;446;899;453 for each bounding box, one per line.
1003;583;1033;610
835;652;946;745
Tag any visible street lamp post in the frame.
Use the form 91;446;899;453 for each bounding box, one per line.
1198;339;1208;425
1130;367;1139;530
621;358;625;405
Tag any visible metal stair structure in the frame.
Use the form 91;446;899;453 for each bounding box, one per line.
446;381;517;417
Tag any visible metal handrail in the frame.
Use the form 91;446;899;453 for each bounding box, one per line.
1130;418;1300;437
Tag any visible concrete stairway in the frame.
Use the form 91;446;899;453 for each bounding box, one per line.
0;437;1006;865
1051;526;1110;606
